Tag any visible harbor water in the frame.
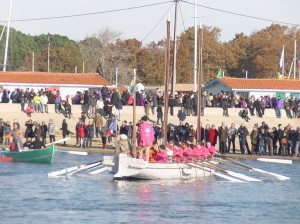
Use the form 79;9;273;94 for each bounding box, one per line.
1;153;300;224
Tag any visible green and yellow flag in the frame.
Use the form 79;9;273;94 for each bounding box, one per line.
217;69;222;78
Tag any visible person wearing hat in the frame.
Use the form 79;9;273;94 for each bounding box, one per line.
138;116;155;161
115;134;130;155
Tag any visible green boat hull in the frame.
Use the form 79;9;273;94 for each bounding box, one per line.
3;145;55;163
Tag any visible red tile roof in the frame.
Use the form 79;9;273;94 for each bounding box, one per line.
218;77;300;90
0;72;110;86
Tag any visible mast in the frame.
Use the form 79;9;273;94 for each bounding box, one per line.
171;0;179;97
197;24;203;142
3;0;12;71
47;34;50;72
163;17;171;145
193;0;198;92
132;68;137;157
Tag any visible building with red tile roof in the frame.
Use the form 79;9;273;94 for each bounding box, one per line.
0;71;111;98
205;77;300;99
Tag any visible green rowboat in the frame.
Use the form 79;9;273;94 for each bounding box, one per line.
1;144;56;163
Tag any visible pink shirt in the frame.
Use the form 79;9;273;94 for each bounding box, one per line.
138;121;155;146
155;150;168;163
208;146;216;155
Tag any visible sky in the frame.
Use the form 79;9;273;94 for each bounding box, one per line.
0;0;299;44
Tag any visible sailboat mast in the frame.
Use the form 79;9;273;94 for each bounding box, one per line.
171;0;179;97
3;0;12;71
197;25;203;142
163;18;171;145
193;0;198;92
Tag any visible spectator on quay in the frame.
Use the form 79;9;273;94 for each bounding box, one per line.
93;112;104;138
267;128;275;156
54;93;61;113
77;121;86;148
115;98;123;121
100;124;108;149
89;94;97;118
119;120;129;137
101;85;109;102
40;92;49;113
111;89;119;106
208;124;218;146
33;93;41;113
248;96;255;116
48;119;56;143
168;95;176;116
156;105;163;125
25;119;35;139
237;123;249;154
254;98;263;118
250;126;259;154
277;124;284;155
177;107;186;124
221;95;229;117
60;119;69;146
275;96;283;118
218;122;229;153
283;97;292;119
96;97;104;116
183;93;192;116
151;90;158;115
187;125;196;144
20;92;26;112
85;120;94;148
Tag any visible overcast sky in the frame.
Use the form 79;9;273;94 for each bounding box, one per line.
0;0;299;44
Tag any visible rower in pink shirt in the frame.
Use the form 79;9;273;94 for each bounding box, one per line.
206;141;216;156
171;144;183;162
155;145;168;163
182;142;192;161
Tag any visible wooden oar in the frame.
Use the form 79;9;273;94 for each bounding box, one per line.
187;162;245;183
48;160;102;177
56;150;88;156
45;137;71;146
223;157;290;181
89;166;108;175
205;161;261;182
257;158;292;164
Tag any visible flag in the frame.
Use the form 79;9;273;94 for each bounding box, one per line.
279;46;284;68
109;117;117;132
217;69;222;78
127;80;134;95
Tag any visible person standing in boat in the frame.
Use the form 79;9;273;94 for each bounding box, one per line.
138;116;155;162
9;123;23;151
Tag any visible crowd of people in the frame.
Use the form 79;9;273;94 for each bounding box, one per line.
1;86;300;160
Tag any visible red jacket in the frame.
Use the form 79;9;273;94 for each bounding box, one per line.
77;124;86;138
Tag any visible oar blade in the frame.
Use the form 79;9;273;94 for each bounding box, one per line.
257;158;292;164
252;168;290;180
90;166;107;175
213;172;245;183
226;170;261;182
48;166;78;177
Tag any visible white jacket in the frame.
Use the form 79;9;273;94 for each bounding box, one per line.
40;95;48;104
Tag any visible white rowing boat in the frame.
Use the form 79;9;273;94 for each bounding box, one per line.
103;154;217;180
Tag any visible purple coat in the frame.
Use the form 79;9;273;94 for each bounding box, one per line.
276;99;283;109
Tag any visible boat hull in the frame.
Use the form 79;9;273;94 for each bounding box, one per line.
103;154;213;180
1;145;55;163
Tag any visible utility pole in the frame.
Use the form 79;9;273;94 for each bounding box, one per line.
193;0;198;92
294;40;296;79
171;0;179;97
115;67;118;86
3;0;12;71
32;52;35;72
47;34;50;73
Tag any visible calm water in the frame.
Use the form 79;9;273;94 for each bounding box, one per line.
0;153;300;224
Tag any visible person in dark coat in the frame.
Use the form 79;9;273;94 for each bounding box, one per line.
168;95;176;116
60;119;69;146
111;89;119;106
156;105;163;125
177;107;186;123
183;93;192;116
101;86;109;102
85;120;95;148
